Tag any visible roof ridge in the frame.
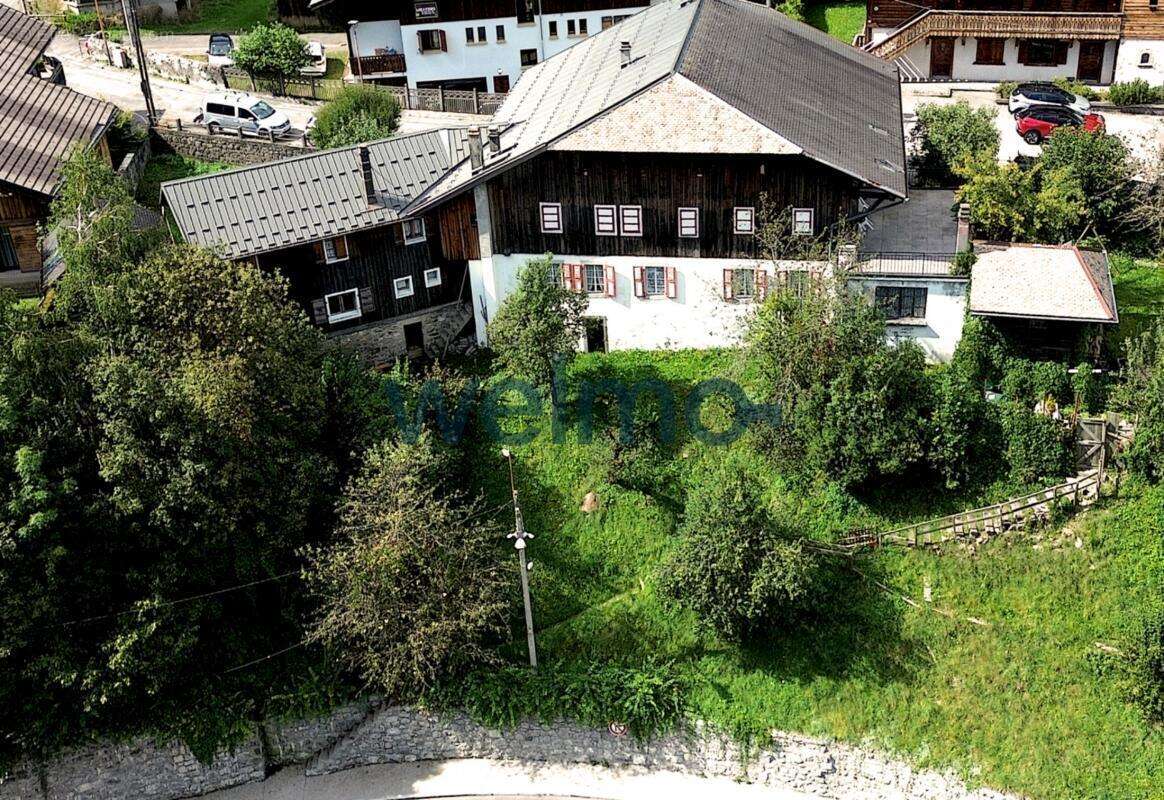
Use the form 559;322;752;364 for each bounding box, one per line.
672;0;704;75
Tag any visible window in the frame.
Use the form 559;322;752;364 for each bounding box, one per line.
578;18;588;35
424;267;442;287
1151;0;1159;9
548;20;558;37
496;24;506;42
238;107;255;121
677;207;699;238
393;276;415;299
402;218;426;244
417;29;447;52
594;205;617;236
0;226;17;270
732;268;755;299
539;202;563;233
733;206;755;235
644;266;666;296
619;205;642;237
206;102;234;116
567;19;576;36
792;208;814;236
478;25;487;41
1018;39;1068;67
875;286;928;320
520;48;538;67
1141;51;1154;67
585;264;605;294
975;38;1005;65
602;14;630;29
786;270;810;298
322;235;349;263
325;289;361;323
465;26;475;42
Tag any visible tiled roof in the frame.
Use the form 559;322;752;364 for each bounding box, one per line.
0;5;118;197
969;243;1118;324
409;0;905;212
161;129;469;260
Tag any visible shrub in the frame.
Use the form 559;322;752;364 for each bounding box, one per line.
777;0;805;20
956;156;1085;243
1120;319;1164;480
55;11;100;36
589;395;673;493
912;101;1000;187
951;316;1011;387
310;85;402;150
660;463;818;642
1125;607;1164;725
1040;126;1135;236
951;249;977;277
1000;403;1073;483
928;362;1003;489
1072;362;1106;413
231;22;309;79
1031;360;1071;406
1107;79;1164;107
1052;77;1100;101
996;80;1018;100
1001;358;1035;404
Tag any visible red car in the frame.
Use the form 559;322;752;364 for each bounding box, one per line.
1015;106;1105;145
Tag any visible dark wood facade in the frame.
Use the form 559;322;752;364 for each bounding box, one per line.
0;188;48;273
256;217;468;332
323;0;644;25
867;0;1122;29
485;151;865;259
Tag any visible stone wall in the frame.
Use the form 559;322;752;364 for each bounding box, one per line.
151;127;308;168
330;302;472;366
0;701;1018;800
144;52;221;87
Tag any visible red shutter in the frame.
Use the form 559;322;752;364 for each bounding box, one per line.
604;264;616;298
438;29;448;51
559;263;570;287
756;268;768;300
722;268;734;301
572;263;585;292
665;266;677;299
633;265;645;298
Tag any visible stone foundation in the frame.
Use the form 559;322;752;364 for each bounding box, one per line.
330;302;473;366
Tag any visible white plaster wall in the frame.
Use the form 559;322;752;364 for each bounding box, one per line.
850;276;968;362
900;37;1115;83
1114;40;1164;84
351;20;405;58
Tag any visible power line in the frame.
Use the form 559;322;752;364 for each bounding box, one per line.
222;639;308;674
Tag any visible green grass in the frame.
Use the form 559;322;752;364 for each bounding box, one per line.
464;349;1164;800
804;0;866;44
141;0;274;35
136;154;231;210
1111;252;1164;350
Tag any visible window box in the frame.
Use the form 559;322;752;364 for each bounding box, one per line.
733;206;755;235
619;205;642;237
424;267;442;287
677;207;699;238
539;202;563;233
594;205;617;236
325;288;361;323
402;218;426;244
394;276;415;299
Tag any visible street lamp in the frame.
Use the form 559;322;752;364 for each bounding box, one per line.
502;448;538;669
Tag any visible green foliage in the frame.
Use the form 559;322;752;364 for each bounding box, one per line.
310;85;402;150
1071;362;1105;412
305;434;512;698
1120;319;1164;480
487;255;588;403
136;154;229;209
660;463;818;642
912;101;1000;187
956;156;1085;243
777;0;805;20
1052;76;1100;101
1030;360;1071;406
951;315;1011;387
1039;127;1135;237
951;249;976;277
55;11;100;36
231;22;309;78
803;0;866;43
927;362;1002;489
1000;403;1073;483
996;80;1018;100
1107;79;1164;107
1125;605;1164;724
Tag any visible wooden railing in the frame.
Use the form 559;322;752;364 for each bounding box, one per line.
866;10;1124;61
354;53;407;76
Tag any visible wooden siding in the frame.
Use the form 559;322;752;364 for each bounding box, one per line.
0;189;47;272
1123;0;1164;38
387;0;644;25
486;151;862;259
867;0;1122;30
438;193;480;261
256;220;467;331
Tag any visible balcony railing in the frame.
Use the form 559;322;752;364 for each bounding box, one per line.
853;251;960;278
354;53;407;76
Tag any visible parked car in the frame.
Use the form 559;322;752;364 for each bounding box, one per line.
1015;106;1105;144
301;41;327;77
198;93;293;137
1007;82;1091;116
207;33;234;67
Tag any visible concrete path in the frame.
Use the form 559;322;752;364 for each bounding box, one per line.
200;758;821;800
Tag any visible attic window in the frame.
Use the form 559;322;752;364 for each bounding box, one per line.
868;123;889;136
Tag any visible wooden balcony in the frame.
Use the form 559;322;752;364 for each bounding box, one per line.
867;10;1124;60
354;53;407;77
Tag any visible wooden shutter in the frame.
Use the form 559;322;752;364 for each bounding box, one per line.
633;265;645;298
333;235;349;260
438;29;447;51
559;262;570;287
1017;40;1029;64
359;286;375;313
665;266;677;299
604;264;617;298
756;268;768;300
311;298;328;324
417;30;424;50
571;263;585;292
312;241;325;263
1054;41;1069;65
722;268;734;301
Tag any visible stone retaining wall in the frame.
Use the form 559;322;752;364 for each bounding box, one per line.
144;52;221;87
0;701;1019;800
150;127;307;168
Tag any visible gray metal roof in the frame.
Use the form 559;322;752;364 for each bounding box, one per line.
410;0;905;212
161;128;469;260
0;5;118;197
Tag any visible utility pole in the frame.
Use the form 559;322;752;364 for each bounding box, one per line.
502;448;537;669
120;0;157;126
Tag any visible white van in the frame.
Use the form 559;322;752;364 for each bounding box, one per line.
199;93;292;137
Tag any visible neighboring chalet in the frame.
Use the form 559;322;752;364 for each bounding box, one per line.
161;129;477;363
0;5;117;295
861;0;1164;84
308;0;648;91
406;0;911;352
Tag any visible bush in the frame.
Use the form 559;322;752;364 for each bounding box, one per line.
1120;319;1164;480
1072;362;1106;413
231;22;309;79
951;249;977;277
310;85;402;150
912;102;1000;187
55;11;101;36
928;362;1002;489
1040;127;1134;236
777;0;805;20
956;156;1085;243
1125;607;1164;725
1001;403;1073;483
952;316;1011;387
1031;360;1071;406
996;80;1017;100
1053;77;1100;101
1001;358;1035;404
1107;79;1164;107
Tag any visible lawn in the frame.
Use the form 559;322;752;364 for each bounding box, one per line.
804;0;867;44
463;348;1164;800
1110;252;1164;351
136;154;231;210
143;0;274;34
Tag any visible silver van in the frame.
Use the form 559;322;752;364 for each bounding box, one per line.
199;93;292;137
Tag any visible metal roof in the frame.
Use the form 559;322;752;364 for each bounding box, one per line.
409;0;906;212
0;5;118;197
161;128;470;260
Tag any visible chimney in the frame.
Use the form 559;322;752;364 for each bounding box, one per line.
619;41;632;67
956;202;971;252
468;126;484;171
357;145;377;207
487;125;501;154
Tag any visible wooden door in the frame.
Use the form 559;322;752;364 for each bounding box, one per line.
1077;40;1104;83
492;74;510;93
929;37;954;79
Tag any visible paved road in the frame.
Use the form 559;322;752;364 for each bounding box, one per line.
139;32;350;58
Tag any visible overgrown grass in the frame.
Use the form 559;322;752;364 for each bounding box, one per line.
804;0;866;43
136;154;231;210
463;349;1164;800
1111;252;1164;351
142;0;274;35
